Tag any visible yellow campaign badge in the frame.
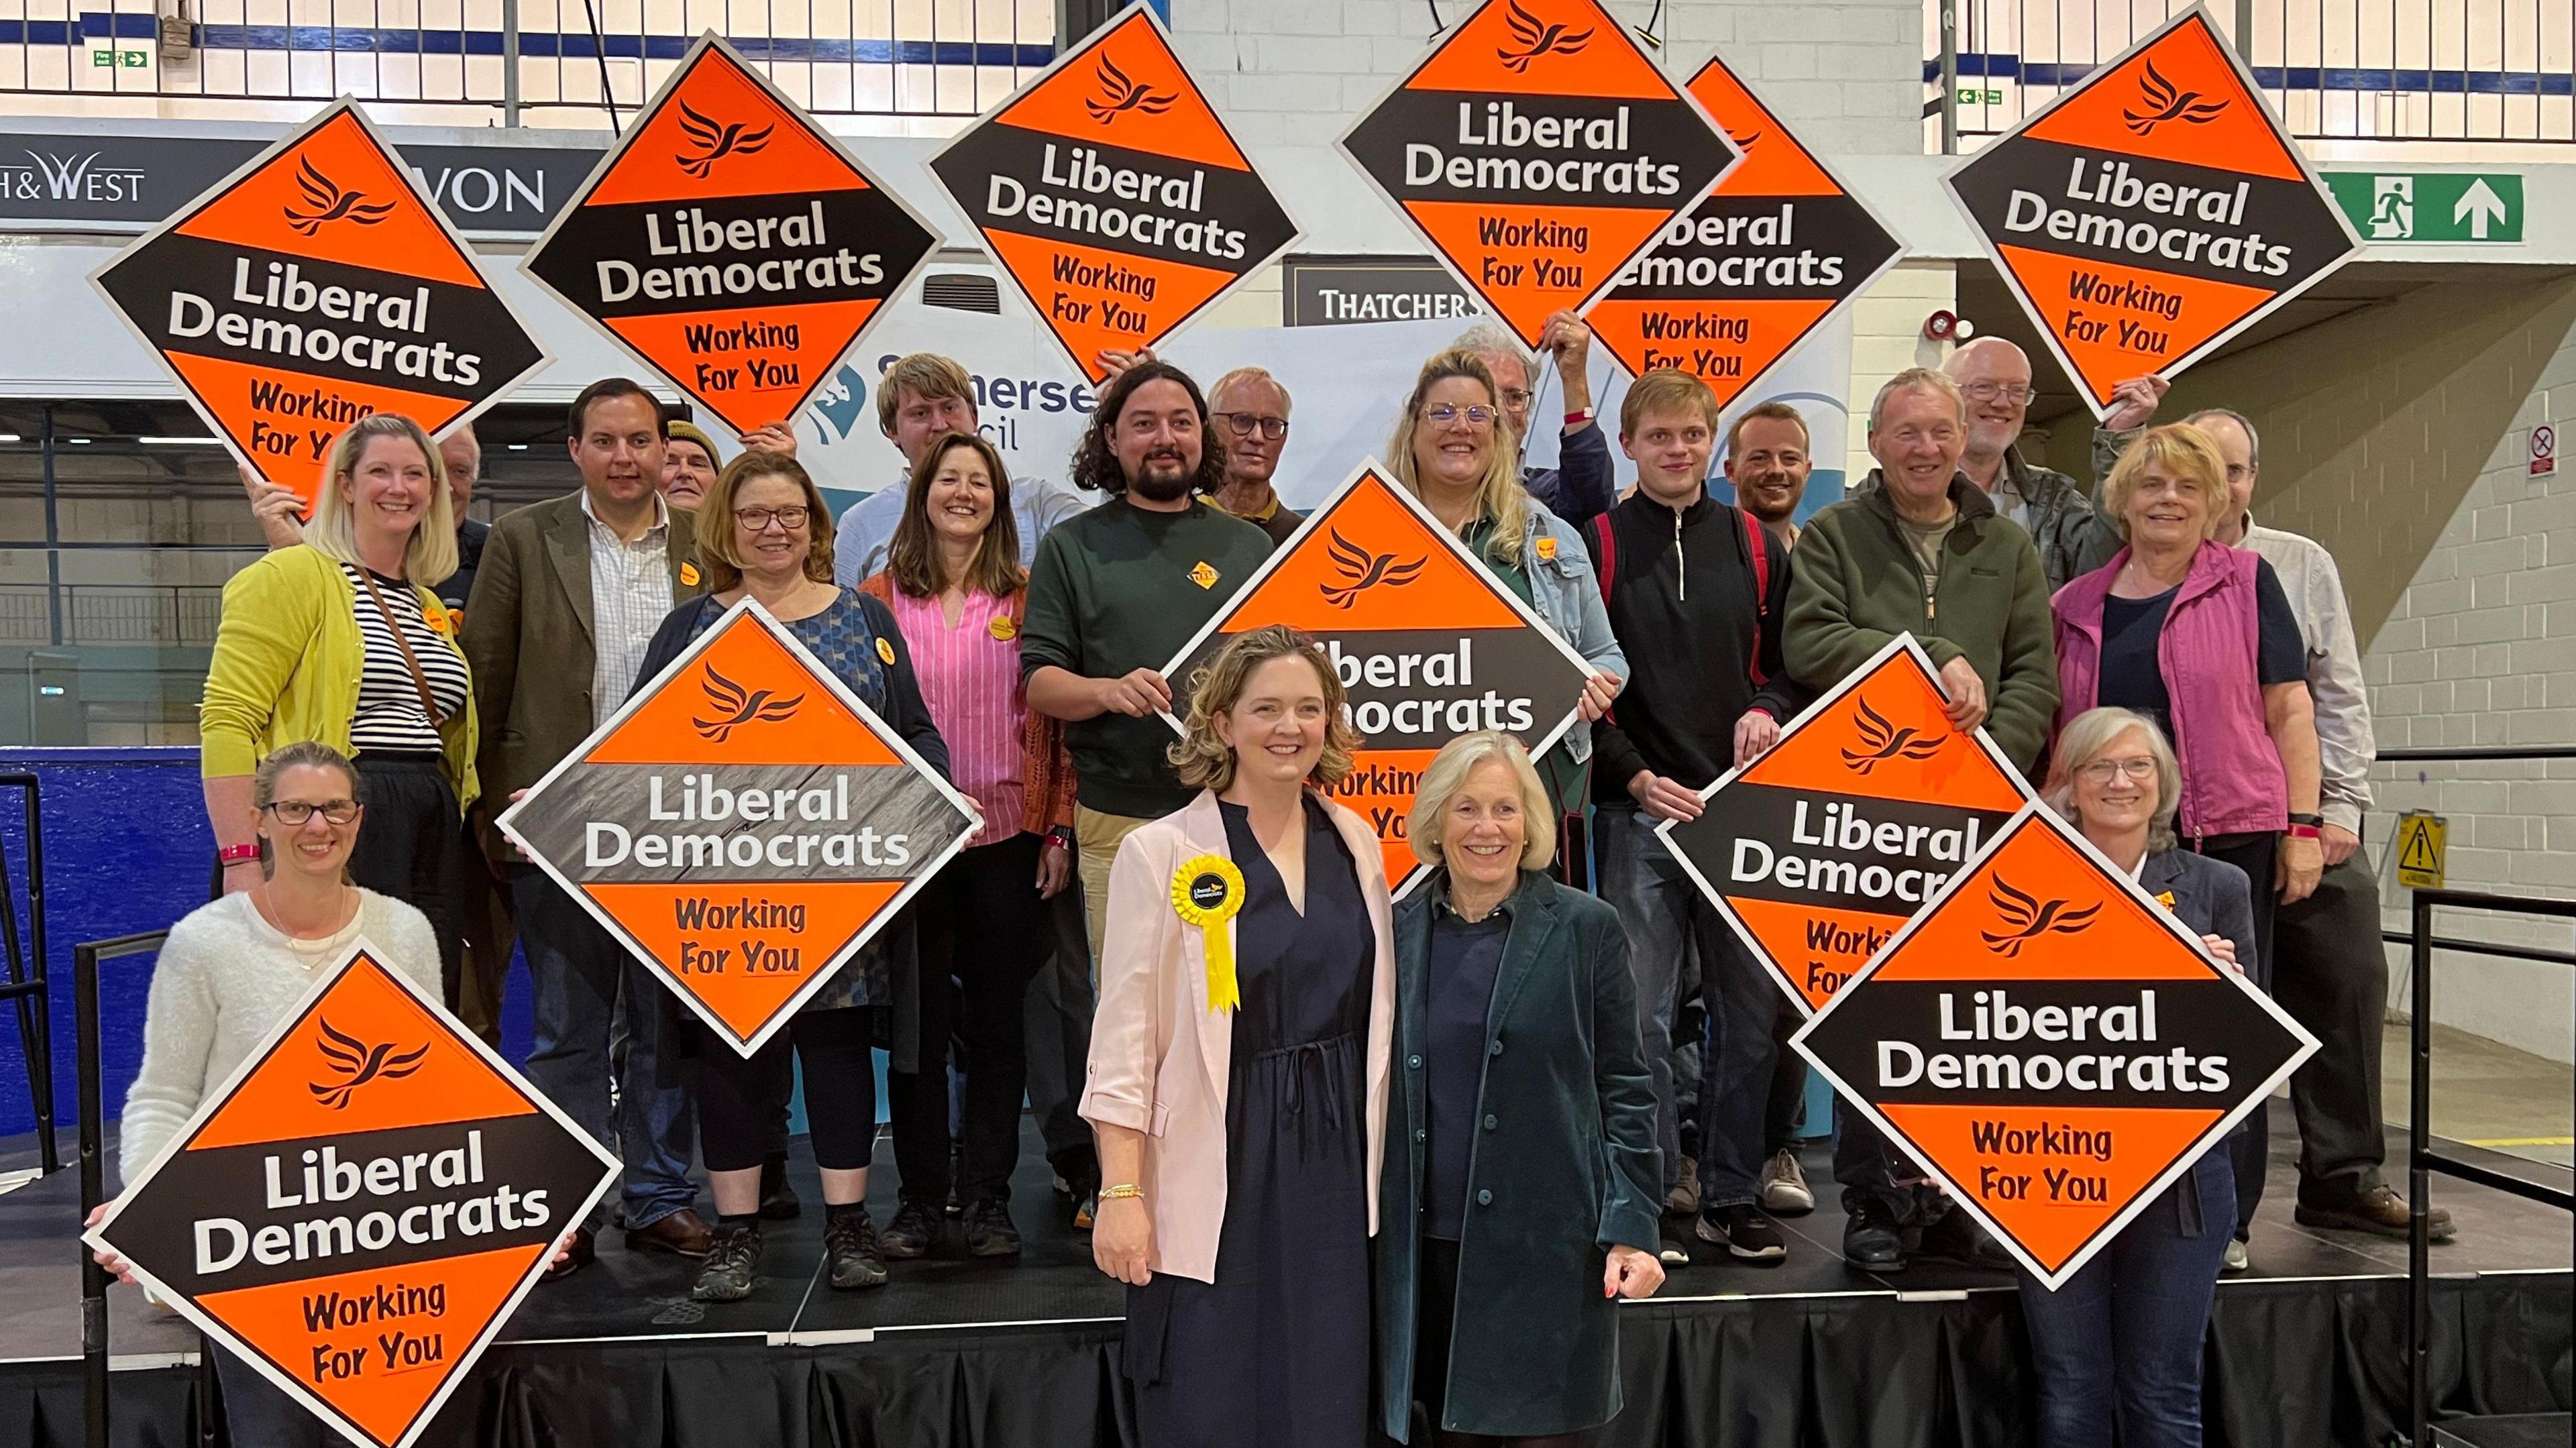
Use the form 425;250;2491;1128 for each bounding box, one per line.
1172;854;1246;1011
679;561;702;588
1536;535;1558;563
2155;891;2177;910
1189;561;1219;590
425;606;457;636
876;636;897;666
989;614;1018;641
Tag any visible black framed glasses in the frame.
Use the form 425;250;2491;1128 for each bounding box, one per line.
1212;412;1289;441
264;799;361;826
733;505;811;532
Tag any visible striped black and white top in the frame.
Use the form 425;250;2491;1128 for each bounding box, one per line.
341;563;471;755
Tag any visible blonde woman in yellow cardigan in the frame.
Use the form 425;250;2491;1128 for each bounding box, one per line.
200;414;479;1007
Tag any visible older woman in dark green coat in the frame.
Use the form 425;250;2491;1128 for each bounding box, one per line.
1375;730;1665;1445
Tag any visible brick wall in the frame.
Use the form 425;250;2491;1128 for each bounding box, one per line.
2361;305;2576;1063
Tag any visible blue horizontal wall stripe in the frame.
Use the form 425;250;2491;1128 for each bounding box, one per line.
1929;53;2573;98
1;17;1050;68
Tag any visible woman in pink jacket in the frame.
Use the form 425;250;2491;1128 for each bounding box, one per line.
1080;624;1396;1447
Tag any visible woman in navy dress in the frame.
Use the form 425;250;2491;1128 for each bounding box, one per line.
1083;624;1397;1447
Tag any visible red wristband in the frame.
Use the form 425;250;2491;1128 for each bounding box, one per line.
2284;824;2322;840
1564;408;1593;427
217;842;261;865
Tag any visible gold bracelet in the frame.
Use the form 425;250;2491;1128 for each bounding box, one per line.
1098;1183;1144;1202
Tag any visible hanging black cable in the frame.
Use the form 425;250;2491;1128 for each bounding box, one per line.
1635;0;1665;48
580;0;622;133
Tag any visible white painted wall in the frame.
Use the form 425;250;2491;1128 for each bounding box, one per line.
2362;322;2576;1064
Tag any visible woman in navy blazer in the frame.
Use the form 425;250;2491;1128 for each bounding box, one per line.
1374;730;1664;1445
2029;706;2259;1448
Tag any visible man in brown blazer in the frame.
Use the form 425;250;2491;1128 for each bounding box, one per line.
463;378;710;1277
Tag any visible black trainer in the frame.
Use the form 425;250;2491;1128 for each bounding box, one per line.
963;1199;1022;1258
1842;1196;1907;1272
758;1150;801;1221
824;1207;888;1290
1697;1203;1788;1262
690;1223;763;1302
880;1197;943;1260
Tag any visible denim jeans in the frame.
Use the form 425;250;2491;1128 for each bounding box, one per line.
1597;805;1777;1205
511;867;699;1231
2018;1159;2236;1448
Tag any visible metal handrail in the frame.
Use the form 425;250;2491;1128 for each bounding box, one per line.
2402;889;2574;1448
74;928;168;1448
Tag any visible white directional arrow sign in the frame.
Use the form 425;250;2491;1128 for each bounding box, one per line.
2456;178;2509;240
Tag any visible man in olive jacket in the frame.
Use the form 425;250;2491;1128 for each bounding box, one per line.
462;379;708;1275
1786;368;2060;777
1783;368;2059;1275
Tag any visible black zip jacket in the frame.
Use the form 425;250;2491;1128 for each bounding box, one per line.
1584;490;1805;805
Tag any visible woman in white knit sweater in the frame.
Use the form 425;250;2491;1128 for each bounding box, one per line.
91;740;440;1445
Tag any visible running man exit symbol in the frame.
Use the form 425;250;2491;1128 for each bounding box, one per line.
2369;176;2412;239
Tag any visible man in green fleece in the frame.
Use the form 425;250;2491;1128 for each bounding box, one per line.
1786;366;2060;776
1783;365;2061;1277
1022;360;1273;962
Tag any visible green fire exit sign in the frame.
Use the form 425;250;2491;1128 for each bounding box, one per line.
2324;172;2522;243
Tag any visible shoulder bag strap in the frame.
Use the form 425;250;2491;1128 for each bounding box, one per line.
354;569;447;726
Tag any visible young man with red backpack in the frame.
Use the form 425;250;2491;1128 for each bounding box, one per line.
1585;370;1806;1267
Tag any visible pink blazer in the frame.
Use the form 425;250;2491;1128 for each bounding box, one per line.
1079;788;1397;1284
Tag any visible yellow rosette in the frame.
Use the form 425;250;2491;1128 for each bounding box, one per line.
1173;854;1247;1012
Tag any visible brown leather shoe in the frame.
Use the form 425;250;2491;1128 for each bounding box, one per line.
542;1227;595;1282
626;1208;714;1259
2295;1183;2456;1242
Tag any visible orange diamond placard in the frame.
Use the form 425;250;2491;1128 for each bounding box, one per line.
1159;461;1595;896
1792;803;2316;1288
522;33;941;437
1339;0;1739;348
496;598;976;1055
1943;7;2361;416
928;7;1299;384
1659;635;2034;1015
89;100;550;508
87;944;616;1448
1589;52;1905;405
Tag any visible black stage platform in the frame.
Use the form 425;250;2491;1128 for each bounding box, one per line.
3;1113;2566;1447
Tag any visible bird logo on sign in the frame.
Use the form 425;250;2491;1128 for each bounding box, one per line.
1979;877;2102;957
1084;55;1177;124
1320;529;1426;609
309;1018;429;1109
1496;0;1592;72
1839;695;1945;774
691;663;803;742
674;100;775;179
282;157;396;237
2122;60;2227;135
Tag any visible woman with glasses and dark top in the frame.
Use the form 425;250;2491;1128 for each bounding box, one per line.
1385;350;1623;832
200;415;478;1007
2029;707;2255;1448
1085;625;1395;1448
2050;422;2320;1268
629;451;953;1302
91;742;447;1447
1374;730;1665;1448
858;431;1077;1260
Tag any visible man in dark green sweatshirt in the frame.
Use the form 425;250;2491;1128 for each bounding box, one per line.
1783;365;2061;1276
1022;361;1273;963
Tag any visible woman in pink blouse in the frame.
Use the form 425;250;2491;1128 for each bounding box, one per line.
861;431;1077;1260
